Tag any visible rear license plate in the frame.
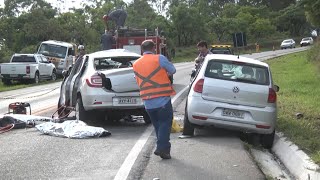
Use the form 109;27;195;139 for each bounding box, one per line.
118;98;137;104
222;109;244;119
10;74;18;77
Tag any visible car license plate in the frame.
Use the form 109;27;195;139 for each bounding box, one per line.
118;98;137;104
222;109;244;119
10;74;18;77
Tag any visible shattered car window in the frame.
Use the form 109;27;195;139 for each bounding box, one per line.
205;60;270;85
94;57;139;70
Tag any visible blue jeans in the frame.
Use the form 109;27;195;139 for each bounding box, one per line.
146;100;173;153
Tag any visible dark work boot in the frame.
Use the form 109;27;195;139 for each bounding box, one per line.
159;151;171;159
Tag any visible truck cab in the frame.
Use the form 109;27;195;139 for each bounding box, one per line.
37;40;76;76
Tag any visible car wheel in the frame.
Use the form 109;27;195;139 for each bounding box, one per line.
51;70;57;81
33;72;39;84
75;96;89;121
260;130;275;149
182;110;194;136
142;110;151;124
2;78;12;85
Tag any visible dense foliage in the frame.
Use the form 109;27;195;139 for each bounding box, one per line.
0;0;318;62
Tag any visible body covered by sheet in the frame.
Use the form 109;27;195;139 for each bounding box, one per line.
36;120;111;138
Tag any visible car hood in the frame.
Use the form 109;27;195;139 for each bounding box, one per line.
98;68;139;93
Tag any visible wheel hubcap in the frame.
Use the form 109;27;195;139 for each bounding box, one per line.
52;73;56;80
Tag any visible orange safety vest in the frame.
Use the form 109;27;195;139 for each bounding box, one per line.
133;54;176;100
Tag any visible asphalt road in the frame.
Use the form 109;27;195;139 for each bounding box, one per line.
0;47;308;180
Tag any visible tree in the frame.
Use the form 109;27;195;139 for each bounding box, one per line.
301;0;320;27
275;4;310;36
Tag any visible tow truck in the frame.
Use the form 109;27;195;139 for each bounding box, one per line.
112;27;173;84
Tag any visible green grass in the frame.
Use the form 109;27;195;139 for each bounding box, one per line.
172;46;198;63
266;51;320;164
0;79;62;92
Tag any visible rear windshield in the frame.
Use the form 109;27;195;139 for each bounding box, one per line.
11;56;36;63
302;38;310;41
94;57;139;70
283;40;292;43
205;60;270;85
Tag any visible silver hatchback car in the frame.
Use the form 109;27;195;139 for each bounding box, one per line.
183;54;279;148
58;49;151;124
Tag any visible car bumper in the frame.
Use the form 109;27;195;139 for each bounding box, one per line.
300;42;310;46
187;96;276;134
81;87;144;111
280;45;293;48
1;74;32;79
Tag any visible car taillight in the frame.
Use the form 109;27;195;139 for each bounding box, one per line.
268;88;277;103
86;74;102;88
26;66;30;74
193;79;204;93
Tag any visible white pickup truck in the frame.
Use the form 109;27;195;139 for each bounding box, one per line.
0;54;56;85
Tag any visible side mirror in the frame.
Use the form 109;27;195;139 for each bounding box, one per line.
274;85;280;92
191;69;196;78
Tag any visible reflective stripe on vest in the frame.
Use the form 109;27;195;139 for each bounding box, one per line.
133;54;175;100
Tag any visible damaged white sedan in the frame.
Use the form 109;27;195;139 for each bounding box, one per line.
58;49;150;124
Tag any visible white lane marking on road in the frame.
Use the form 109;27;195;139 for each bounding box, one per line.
113;85;190;180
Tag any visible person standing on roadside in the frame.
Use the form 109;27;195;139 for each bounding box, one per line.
133;40;176;159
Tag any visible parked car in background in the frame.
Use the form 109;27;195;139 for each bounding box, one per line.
280;39;295;49
300;37;314;47
58;49;151;124
183;54;279;148
0;54;56;85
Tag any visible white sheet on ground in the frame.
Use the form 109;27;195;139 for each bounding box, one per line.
35;120;111;138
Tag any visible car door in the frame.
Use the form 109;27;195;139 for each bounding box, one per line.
71;56;88;106
63;56;85;107
36;55;47;77
40;55;52;76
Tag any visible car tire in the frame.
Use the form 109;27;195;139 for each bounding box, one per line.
182;110;194;136
142;110;151;124
76;96;89;122
2;78;12;85
33;72;39;84
51;70;57;81
260;130;275;149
